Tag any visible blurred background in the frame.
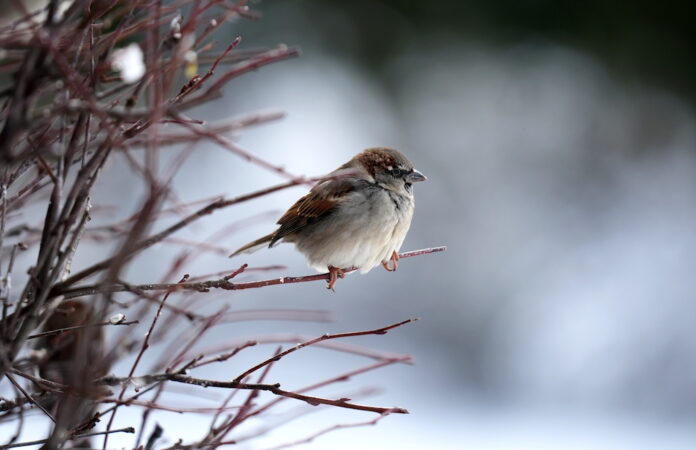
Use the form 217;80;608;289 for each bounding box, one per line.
6;0;696;448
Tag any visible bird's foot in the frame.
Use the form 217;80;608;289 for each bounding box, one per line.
327;265;346;291
381;251;399;272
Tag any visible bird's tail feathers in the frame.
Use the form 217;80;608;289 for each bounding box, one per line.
229;233;274;258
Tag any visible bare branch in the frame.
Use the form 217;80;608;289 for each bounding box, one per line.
98;372;408;415
262;414;391;450
244;357;412;423
26;319;138;340
5;372;55;423
232;319;418;383
58;246;447;298
3;427;135;449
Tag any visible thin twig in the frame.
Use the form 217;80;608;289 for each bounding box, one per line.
211;346;282;443
26;319;138;340
98;372;407;415
3;427;135;448
9;368;67;392
58;247;447;298
262;413;391;450
232;319;418;383
5;372;56;423
184;340;258;371
243;357;412;423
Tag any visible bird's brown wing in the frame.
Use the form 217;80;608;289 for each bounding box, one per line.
270;178;357;246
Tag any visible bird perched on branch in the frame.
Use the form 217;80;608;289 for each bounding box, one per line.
230;147;426;289
34;300;105;385
32;300;107;444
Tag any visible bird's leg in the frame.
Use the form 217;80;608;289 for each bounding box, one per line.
327;265;345;291
381;251;399;272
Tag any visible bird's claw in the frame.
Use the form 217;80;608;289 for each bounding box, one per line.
382;251;399;272
327;266;346;291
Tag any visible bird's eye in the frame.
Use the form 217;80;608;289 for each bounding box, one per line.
389;168;403;177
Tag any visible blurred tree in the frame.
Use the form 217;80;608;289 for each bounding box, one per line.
298;0;696;102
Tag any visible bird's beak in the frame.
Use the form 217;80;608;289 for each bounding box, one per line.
407;169;427;183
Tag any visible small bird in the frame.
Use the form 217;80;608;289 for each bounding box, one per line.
34;300;104;385
230;147;426;289
32;300;107;444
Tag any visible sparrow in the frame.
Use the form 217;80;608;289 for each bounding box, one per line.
34;300;103;385
32;300;107;442
230;147;426;289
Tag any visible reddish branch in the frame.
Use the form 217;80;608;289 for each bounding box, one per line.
99;373;408;415
125;110;286;147
26;319;138;340
177;45;301;110
96;318;416;416
177;333;410;367
99;398;242;414
213;346;281;442
2;427;135;449
243;357;412;425
232;319;417;383
58;246;447;299
264;414;391;450
183;340;259;371
5;372;55;423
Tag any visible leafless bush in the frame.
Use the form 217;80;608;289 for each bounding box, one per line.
0;1;442;448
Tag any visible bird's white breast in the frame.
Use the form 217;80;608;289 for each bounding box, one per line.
294;188;415;273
